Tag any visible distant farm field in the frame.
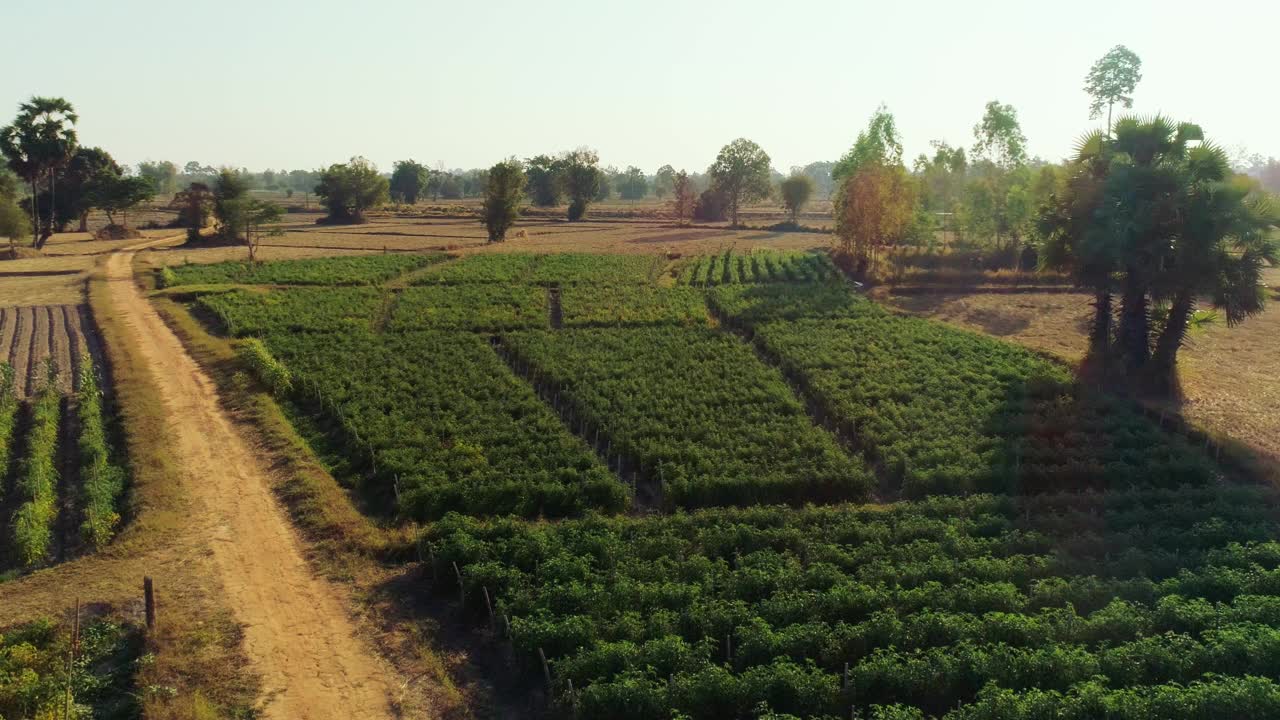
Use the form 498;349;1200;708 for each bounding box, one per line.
151;249;1280;719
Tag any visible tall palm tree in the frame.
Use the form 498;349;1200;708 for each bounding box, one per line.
1040;130;1118;360
1146;148;1279;392
0;97;78;248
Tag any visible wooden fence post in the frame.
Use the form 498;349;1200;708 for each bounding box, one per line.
538;647;553;694
144;577;156;631
483;586;495;629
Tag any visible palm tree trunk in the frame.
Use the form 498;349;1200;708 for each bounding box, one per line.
30;179;39;247
1118;267;1150;374
77;211;88;233
1147;289;1193;395
1089;288;1113;358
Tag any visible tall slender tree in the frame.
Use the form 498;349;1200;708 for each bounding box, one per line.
1084;45;1143;135
0;97;79;249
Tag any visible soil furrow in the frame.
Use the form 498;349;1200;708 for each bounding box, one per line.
51;305;73;394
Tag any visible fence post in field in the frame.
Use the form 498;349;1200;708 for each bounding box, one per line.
538;647;552;694
144;577;156;631
483;586;495;629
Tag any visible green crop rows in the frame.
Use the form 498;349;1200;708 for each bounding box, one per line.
501;327;872;508
677;249;839;286
559;286;709;327
264;330;624;519
426;486;1280;719
166;250;1263;719
165;253;444;286
709;284;1216;498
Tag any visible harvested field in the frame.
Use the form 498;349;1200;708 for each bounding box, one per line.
0;304;101;398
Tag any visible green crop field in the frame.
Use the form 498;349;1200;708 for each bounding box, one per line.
165;250;1280;719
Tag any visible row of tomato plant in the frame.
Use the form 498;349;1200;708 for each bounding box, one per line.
164;253;443;286
263;329;626;519
413;253;661;286
9;368;61;567
75;356;127;550
0;363;15;492
500;327;874;508
677;250;839;287
423;486;1280;719
708;284;1216;498
559;286;710;327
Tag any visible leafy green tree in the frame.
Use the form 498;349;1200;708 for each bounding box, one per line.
671;170;695;227
314;156;389;224
558;148;602;221
390;159;429;204
834;163;917;274
213;169;251;239
525;154;562;207
653;165;675;199
1085;45;1143;134
50;147;121;232
1146;153;1278;391
913;141;967;215
220;197;283;261
832;105;902;184
174;182;215;242
0;168;30;255
84;174;154;228
136;160;178;196
482;159;525;243
0;96;79;248
971;100;1027;168
779;173;814;224
617;166;648;200
799;160;836;198
1040;115;1276;389
709;138;772;227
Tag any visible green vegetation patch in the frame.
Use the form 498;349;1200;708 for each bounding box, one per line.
501;327;872;508
0;617;143;719
528;253;661;286
713;282;1214;498
678;249;839;286
165;253;444;286
265;330;625;519
425;486;1280;719
560;286;709;327
390;285;549;331
411;254;541;285
196;287;383;336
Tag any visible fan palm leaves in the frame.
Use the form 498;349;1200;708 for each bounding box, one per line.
0;97;79;248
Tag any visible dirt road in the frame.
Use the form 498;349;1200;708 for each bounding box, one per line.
103;248;399;720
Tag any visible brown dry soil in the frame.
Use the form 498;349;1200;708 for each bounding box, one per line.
101;245;400;719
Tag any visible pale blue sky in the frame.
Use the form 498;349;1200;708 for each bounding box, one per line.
3;0;1276;173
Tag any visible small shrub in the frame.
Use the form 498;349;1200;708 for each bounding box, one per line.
236;339;292;395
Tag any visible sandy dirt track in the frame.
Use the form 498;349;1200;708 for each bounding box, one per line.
104;247;399;720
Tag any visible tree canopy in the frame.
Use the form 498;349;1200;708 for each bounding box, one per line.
1084;45;1143;132
314;156;389;224
390;160;429;204
482;159;525;243
832;105;902;183
779;174;814;224
708;138;772;227
558;149;602;221
971;101;1027;168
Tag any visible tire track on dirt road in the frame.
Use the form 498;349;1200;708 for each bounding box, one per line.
103;248;401;720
